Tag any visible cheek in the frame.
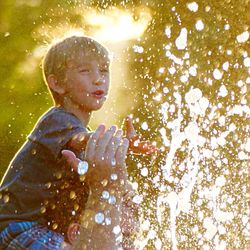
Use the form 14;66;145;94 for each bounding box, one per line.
105;76;110;87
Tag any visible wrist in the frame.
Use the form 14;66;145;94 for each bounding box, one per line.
89;186;123;205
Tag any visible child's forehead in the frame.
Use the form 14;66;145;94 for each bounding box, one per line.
67;53;110;68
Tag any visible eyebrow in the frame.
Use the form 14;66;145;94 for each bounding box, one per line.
77;62;110;67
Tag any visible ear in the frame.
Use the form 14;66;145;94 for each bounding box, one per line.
47;74;66;95
67;223;81;244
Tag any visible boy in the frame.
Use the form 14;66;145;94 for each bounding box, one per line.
0;36;156;249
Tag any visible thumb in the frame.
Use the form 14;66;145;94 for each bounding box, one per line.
125;116;136;139
61;150;80;171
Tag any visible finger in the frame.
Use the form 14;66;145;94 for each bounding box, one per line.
96;125;117;159
144;144;159;154
61;150;80;172
143;140;150;148
105;129;123;164
146;145;159;152
85;124;105;162
125;116;136;139
116;138;129;167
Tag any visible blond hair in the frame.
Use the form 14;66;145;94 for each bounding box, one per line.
42;36;110;104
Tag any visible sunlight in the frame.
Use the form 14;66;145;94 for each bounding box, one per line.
85;7;152;42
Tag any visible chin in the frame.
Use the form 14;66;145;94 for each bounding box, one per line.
93;105;104;111
89;103;104;111
79;102;104;112
93;101;106;110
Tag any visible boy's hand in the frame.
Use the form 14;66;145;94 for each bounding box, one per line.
63;125;130;196
125;116;159;155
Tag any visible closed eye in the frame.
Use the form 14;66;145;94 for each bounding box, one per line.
79;69;90;73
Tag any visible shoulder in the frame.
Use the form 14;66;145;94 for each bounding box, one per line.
38;107;83;129
45;107;80;123
29;107;87;140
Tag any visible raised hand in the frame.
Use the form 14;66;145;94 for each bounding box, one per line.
124;116;159;155
62;124;130;195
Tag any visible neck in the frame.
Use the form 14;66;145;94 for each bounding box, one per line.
57;99;91;128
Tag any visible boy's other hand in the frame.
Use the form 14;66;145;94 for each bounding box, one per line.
124;116;159;155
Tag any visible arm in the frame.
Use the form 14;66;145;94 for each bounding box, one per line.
62;125;130;250
76;189;123;250
121;184;141;250
67;116;158;156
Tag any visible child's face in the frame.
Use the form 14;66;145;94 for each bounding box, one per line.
63;56;110;112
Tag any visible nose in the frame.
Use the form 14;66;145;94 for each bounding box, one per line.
93;72;105;86
94;77;105;85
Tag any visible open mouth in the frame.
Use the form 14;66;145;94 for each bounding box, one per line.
91;90;105;99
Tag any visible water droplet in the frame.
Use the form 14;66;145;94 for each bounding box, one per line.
108;195;116;205
218;85;228;97
101;179;108;186
236;31;249;43
141;167;149;177
141;122;148;130
243;57;250;67
164;26;171;38
102;190;110;199
55;172;62;179
111;173;118;181
31;149;37;155
213;68;223;80
46;182;51;189
175;28;188;50
77;161;89;175
40;206;46;214
163;87;169;93
133;45;144;53
159;67;165;73
195;20;204;31
187;2;199;12
74;203;79;211
222;61;229;71
132;195;143;204
111;159;116;166
95;212;105;224
79;175;86;182
52;223;58;230
70;191;76;199
105;217;112;225
3;195;9;203
66;122;73;130
112;225;121;234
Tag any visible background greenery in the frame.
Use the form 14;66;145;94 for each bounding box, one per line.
0;0;249;248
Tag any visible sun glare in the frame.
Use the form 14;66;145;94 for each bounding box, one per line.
85;7;152;42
